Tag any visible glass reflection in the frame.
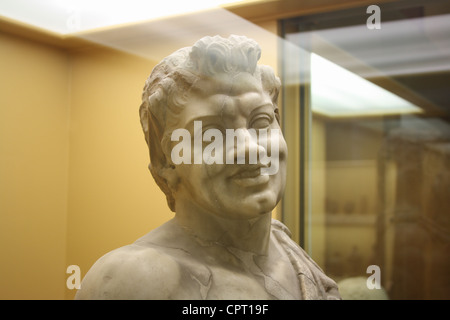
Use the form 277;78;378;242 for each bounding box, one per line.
281;0;450;300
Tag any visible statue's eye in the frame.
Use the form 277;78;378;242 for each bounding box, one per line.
251;114;273;129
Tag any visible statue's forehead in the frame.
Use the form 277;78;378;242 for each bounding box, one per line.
191;72;262;97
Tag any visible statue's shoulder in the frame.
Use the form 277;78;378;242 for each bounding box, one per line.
271;218;341;300
271;218;322;271
271;218;293;237
75;242;181;300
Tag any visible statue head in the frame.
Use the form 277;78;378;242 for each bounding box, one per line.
139;35;285;214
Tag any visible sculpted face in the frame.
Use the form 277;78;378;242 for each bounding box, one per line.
167;72;287;220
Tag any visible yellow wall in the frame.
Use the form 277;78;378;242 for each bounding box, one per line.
0;31;172;299
65;48;172;299
0;32;70;299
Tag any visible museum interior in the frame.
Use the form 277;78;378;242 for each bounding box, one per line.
1;0;449;300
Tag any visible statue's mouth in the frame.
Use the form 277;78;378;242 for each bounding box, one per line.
230;164;270;187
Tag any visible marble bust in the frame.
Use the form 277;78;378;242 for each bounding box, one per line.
75;35;340;300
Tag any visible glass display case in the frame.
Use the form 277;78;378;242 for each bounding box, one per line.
280;0;450;299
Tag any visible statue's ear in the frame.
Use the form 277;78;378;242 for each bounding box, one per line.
158;165;179;192
143;104;179;211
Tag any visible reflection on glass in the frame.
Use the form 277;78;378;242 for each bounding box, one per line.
311;53;422;117
282;0;450;300
0;0;247;35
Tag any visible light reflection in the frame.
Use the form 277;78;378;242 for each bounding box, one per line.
311;53;422;117
0;0;251;35
289;13;450;78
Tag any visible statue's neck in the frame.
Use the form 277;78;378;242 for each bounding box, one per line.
174;199;271;256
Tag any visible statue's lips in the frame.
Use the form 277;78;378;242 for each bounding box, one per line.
230;165;270;187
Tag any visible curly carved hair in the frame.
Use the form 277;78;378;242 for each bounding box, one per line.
139;35;281;212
